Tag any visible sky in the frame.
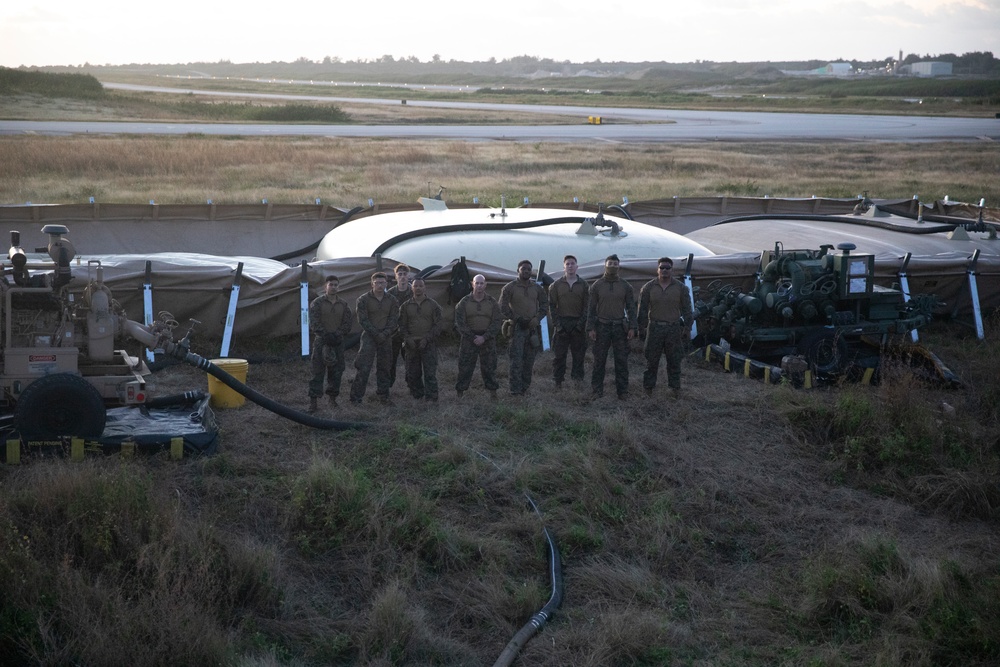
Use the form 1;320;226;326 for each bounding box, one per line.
1;1;998;68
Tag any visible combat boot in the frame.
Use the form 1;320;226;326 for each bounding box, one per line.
328;395;338;407
308;397;318;413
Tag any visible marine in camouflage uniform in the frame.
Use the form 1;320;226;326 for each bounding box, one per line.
386;263;412;388
349;272;399;404
308;275;354;411
548;254;589;387
454;274;502;396
638;257;693;395
586;254;638;399
499;260;549;396
398;277;443;401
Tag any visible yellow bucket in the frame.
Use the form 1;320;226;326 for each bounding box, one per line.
206;358;249;409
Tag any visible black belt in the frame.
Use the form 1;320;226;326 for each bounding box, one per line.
596;317;625;325
651;319;682;326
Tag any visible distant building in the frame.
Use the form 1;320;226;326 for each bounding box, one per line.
909;61;953;77
780;62;853;77
822;62;853;76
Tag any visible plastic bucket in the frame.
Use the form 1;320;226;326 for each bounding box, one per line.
206;358;249;409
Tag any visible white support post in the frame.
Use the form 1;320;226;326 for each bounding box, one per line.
220;262;244;358
898;253;918;343
967;250;984;340
142;260;155;363
683;253;698;340
300;261;310;357
537;259;550;351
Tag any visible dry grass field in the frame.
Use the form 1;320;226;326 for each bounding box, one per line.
1;125;999;666
1;135;999;208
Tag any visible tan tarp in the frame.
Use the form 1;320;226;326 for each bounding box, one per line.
3;197;996;345
45;251;994;346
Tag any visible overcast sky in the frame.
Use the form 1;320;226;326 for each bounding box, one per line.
2;1;997;68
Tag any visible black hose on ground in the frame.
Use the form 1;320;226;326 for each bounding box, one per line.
492;493;564;667
162;342;368;431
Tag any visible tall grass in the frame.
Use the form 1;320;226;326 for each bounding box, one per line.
2;136;998;207
1;331;998;664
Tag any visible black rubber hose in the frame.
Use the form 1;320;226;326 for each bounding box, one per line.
710;213;955;235
163;342;368;431
269;205;367;261
371;216;592;257
606;203;634;220
492;494;564;667
144;390;208;409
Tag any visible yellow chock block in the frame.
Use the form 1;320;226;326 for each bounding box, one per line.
6;439;20;465
724;352;731;371
743;358;752;377
71;438;84;461
862;368;875;385
170;437;183;461
121;441;135;458
804;370;813;389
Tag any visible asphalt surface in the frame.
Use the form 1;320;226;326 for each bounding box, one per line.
1;82;997;143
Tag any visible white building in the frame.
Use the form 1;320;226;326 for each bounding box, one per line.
910;61;953;77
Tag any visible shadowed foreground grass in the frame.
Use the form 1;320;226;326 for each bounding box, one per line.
1;317;997;666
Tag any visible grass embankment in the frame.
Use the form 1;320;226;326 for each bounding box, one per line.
3;136;999;207
0;67;350;124
1;317;998;665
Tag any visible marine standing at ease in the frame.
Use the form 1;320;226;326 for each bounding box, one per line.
307;275;353;413
454;274;502;398
638;257;692;397
387;263;412;389
548;254;589;389
350;272;399;405
499;260;548;396
587;254;638;400
398;277;443;401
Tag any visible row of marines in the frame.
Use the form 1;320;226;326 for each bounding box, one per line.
307;254;692;411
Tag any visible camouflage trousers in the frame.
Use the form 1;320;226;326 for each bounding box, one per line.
643;323;686;390
591;321;630;397
404;341;439;400
552;317;587;383
350;331;392;401
507;326;538;395
308;336;346;398
456;335;500;392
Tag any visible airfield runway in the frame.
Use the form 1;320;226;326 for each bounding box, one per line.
1;82;998;143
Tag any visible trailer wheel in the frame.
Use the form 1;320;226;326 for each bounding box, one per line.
799;330;847;375
13;373;106;440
